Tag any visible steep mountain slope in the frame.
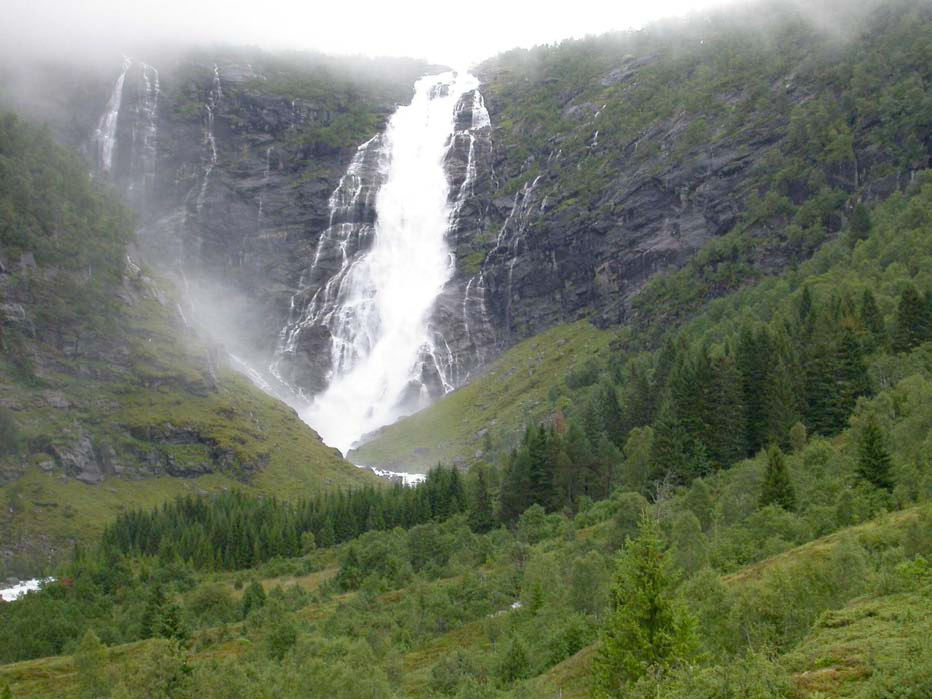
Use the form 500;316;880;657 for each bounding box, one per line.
0;113;374;577
464;0;931;341
2;0;927;454
1;48;436;391
356;0;932;467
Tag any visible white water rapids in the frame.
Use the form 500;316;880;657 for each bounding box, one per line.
292;71;479;453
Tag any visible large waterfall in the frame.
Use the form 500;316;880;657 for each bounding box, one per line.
277;72;482;453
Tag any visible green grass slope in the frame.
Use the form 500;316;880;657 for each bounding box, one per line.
349;320;612;472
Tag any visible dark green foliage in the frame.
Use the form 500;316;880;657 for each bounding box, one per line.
75;629;108;699
850;203;873;242
156;602;189;642
101;465;467;571
0;112;133;325
759;445;796;511
140;585;166;639
857;415;894;492
497;635;530;683
860;289;886;349
240;581;266;619
467;465;495;533
593;514;698;696
893;285;931;353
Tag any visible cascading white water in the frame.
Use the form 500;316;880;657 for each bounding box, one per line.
195;64;222;213
293;71;481;453
258;147;272;224
92;57;132;173
128;62;160;196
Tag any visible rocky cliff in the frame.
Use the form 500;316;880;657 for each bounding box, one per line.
3;0;930;426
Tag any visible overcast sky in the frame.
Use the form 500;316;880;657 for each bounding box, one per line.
3;0;742;66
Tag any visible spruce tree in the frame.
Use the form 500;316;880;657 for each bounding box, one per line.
593;513;698;697
857;415;894;491
759;445;796;511
499;446;532;522
860;288;885;349
75;629;109;699
467;465;495;533
140;585;166;638
706;350;746;467
849;202;872;242
241;581;267;618
892;285;926;353
737;327;772;456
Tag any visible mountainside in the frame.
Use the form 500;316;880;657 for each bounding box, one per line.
4;0;928;434
466;0;931;340
1;48;436;393
0;113;374;577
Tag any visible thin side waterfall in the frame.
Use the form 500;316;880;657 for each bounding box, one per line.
196;64;222;214
128;62;160;200
276;72;482;453
258;147;272;224
92;57;132;173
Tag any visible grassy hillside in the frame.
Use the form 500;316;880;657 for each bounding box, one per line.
349;320;612;472
0;113;374;576
0;498;927;698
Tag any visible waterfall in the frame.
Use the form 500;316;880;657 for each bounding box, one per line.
195;64;222;214
258;147;273;224
275;71;483;453
127;62;160;204
92;57;132;173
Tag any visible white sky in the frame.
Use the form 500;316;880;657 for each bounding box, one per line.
3;0;741;66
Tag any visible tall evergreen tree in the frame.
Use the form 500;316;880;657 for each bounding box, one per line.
849;202;872;242
857;415;894;491
892;285;928;352
499;447;532;523
467;465;495;533
737;326;773;456
75;630;109;699
860;288;885;349
759;445;796;511
592;513;698;697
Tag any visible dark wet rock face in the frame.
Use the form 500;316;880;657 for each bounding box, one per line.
19;13;929;405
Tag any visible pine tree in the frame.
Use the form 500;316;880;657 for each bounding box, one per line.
849;202;872;243
737;327;772;456
527;425;554;508
467;465;495;533
797;286;815;335
860;288;885;349
140;585;166;638
240;580;267;618
75;629;109;699
499;446;532;523
892;285;927;353
759;445;796;511
157;603;188;642
857;415;894;491
592;513;698;697
498;635;530;683
597;381;625;447
705;350;746;467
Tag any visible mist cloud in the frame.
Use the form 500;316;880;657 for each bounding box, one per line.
2;0;746;67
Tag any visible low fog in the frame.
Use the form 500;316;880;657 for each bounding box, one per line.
1;0;750;67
